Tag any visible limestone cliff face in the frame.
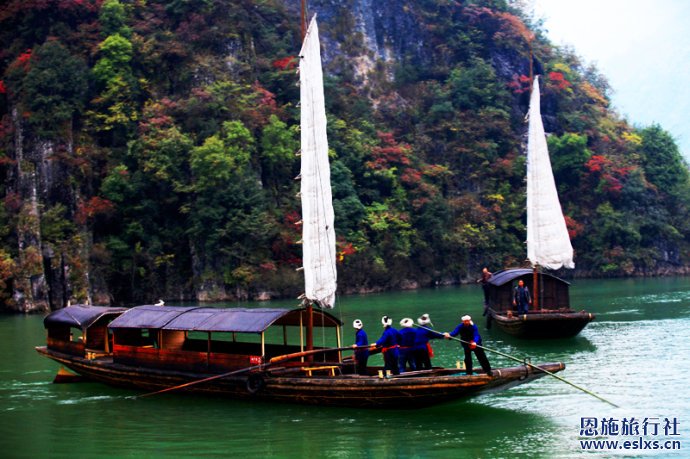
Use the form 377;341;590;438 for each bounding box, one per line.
285;0;428;83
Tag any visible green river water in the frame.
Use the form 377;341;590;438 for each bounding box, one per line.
1;276;689;458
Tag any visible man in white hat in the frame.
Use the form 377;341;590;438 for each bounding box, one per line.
414;314;443;370
352;319;369;375
398;318;417;373
444;315;492;376
371;315;400;376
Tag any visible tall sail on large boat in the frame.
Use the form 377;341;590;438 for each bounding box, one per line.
299;16;337;308
526;76;574;270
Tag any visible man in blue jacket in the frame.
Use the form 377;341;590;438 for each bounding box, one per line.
352;319;369;375
444;315;493;376
413;313;443;370
398;318;417;373
371;315;400;376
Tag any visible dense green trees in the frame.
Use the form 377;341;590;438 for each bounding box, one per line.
0;0;689;309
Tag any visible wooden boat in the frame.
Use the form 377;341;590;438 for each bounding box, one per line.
485;269;594;338
36;17;566;408
36;304;565;408
486;76;594;338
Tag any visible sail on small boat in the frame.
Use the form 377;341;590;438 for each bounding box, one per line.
35;18;567;408
485;76;594;338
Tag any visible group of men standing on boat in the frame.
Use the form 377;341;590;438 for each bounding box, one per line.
352;313;493;377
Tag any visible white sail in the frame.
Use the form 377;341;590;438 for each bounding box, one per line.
526;76;575;270
299;16;337;308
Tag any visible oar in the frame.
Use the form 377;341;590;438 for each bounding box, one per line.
137;345;368;398
415;324;620;408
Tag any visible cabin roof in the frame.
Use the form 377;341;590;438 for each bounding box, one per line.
488;268;570;287
44;305;128;330
108;305;342;333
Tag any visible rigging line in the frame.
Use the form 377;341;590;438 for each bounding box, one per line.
415;324;620;408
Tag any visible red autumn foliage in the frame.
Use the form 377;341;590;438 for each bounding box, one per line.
585;155;610;173
272;56;298;70
548;72;571;91
75;197;114;225
507;74;531;94
259;262;277;272
0;80;6;94
337;241;356;263
366;131;412;170
585;155;635;196
564;215;584;239
9;49;33;73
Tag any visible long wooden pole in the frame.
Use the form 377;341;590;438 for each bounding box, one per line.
301;0;307;40
415;325;619;408
137;345;368;398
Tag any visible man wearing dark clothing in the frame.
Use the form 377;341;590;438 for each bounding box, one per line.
372;316;400;376
513;279;532;314
445;315;493;376
352;319;369;375
413;314;442;370
477;267;493;310
398;318;417;373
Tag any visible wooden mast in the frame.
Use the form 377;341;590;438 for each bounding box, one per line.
300;0;314;357
529;34;538;312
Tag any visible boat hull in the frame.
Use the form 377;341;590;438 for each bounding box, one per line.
36;346;564;408
487;309;594;339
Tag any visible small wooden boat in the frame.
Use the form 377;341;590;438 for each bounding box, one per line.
485;269;594;339
485;76;594;339
36;304;566;408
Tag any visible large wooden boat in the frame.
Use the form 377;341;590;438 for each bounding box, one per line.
36;304;565;408
486;76;594;338
485;269;594;339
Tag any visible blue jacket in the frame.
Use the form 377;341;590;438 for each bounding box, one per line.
354;329;369;357
375;327;400;348
355;329;368;346
414;326;442;348
399;327;417;348
449;323;482;347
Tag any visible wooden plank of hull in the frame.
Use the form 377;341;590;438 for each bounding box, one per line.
35;346;564;408
488;309;594;339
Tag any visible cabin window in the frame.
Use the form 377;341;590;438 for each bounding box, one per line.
113;328;158;347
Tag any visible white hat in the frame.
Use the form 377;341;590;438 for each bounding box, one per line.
417;314;431;326
461;315;472;322
353;319;363;330
381;315;393;327
400;318;414;328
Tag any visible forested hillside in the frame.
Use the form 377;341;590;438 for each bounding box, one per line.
1;0;689;311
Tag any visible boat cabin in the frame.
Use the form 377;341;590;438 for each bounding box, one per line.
43;305;128;358
487;268;571;312
108;305;343;373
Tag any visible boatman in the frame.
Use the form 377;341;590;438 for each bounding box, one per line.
371;316;400;376
398;318;417;373
352;319;369;375
444;315;493;376
413;313;443;370
476;267;493;311
513;279;532;314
